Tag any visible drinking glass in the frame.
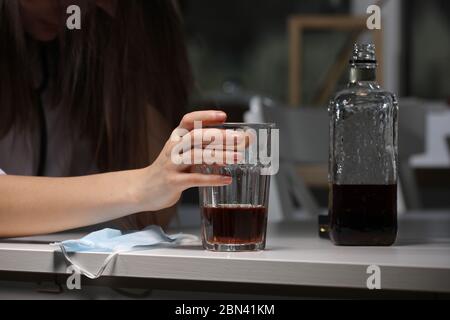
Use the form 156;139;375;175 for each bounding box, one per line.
199;123;276;252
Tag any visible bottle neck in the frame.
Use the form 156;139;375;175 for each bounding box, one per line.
349;65;377;83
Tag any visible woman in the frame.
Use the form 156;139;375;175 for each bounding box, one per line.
0;0;232;237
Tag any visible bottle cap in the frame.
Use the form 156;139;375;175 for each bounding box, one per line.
350;43;377;64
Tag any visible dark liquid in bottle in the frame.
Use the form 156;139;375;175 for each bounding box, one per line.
330;184;397;246
202;205;268;244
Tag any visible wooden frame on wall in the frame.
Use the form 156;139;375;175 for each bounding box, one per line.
288;15;384;107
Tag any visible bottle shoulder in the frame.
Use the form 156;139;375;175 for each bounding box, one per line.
330;84;398;110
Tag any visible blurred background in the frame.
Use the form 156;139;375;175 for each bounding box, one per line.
177;0;450;224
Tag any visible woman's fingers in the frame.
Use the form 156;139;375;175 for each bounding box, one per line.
178;111;227;131
168;129;249;160
186;149;243;169
173;149;244;171
176;173;232;189
182;129;247;149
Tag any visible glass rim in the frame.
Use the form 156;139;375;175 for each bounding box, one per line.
206;122;276;129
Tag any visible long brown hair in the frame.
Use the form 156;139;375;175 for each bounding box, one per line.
0;0;192;229
0;0;191;172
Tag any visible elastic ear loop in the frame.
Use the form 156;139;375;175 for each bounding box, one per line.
51;243;121;279
51;234;200;280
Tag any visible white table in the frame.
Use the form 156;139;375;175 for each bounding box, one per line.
0;212;449;298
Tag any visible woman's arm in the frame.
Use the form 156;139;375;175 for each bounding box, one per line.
0;170;145;237
0;111;235;238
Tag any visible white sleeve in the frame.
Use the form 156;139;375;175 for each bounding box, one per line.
0;169;5;175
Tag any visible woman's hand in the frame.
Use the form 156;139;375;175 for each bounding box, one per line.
0;110;242;237
133;111;240;212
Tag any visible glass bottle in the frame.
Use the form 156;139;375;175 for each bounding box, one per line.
329;44;398;246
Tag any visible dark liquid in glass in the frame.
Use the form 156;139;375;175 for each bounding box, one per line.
202;205;268;244
330;184;397;246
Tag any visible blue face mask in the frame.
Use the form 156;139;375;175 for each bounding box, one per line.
51;226;198;279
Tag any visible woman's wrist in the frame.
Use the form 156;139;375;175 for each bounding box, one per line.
124;167;149;213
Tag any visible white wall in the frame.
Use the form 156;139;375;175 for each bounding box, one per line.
351;0;402;94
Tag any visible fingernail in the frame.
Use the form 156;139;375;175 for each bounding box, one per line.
232;133;244;142
222;176;232;183
215;111;226;119
234;153;243;162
